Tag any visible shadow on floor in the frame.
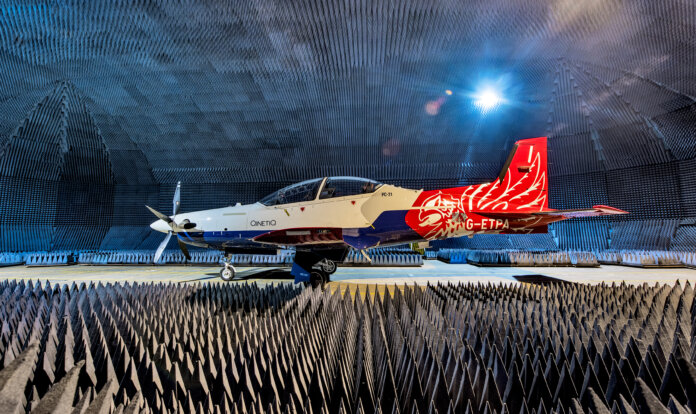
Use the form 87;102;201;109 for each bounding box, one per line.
513;274;575;285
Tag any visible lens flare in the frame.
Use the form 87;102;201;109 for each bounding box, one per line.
473;88;502;112
424;97;446;116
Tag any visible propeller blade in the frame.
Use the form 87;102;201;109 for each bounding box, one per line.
154;232;172;263
178;238;191;261
146;205;173;224
173;181;181;216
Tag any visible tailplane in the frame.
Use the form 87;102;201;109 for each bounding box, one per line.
472;205;628;220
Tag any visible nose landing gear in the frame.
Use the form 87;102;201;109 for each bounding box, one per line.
219;256;236;281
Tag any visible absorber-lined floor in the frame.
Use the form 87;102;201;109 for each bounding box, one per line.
0;279;695;413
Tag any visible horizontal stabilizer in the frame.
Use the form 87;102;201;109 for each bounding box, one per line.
472;205;628;220
534;205;628;218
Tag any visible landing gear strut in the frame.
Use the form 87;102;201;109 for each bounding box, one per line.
219;256;236;281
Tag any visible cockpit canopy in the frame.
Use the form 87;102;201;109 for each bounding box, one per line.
259;177;383;206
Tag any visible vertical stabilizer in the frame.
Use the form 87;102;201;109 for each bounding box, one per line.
495;137;548;212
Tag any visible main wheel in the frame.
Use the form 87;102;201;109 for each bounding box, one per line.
309;271;328;289
219;266;235;281
320;259;337;275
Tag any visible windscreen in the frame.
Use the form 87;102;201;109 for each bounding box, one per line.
259;178;323;205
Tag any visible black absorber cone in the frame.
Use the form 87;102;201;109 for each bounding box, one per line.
0;280;695;413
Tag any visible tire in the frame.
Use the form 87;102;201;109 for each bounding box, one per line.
321;259;337;274
219;266;235;281
310;271;327;289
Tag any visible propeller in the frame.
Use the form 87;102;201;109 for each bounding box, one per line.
173;180;181;215
154;232;172;264
147;181;194;263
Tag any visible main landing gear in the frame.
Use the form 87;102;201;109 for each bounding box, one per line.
318;258;337;274
308;271;328;289
217;249;344;286
307;259;337;289
294;250;344;289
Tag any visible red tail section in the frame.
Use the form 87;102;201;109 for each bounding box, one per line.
404;137;627;240
405;137;550;239
491;136;548;212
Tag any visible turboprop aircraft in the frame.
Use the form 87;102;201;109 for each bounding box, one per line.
147;137;627;285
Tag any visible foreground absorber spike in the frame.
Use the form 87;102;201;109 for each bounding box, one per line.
0;280;694;414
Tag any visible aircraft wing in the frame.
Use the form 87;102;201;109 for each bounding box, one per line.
253;228;343;245
472;205;628;219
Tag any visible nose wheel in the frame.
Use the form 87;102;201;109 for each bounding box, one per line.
219;259;236;281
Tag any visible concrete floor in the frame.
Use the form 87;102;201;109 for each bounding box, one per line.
0;260;694;287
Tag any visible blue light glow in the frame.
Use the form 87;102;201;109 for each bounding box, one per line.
473;87;503;112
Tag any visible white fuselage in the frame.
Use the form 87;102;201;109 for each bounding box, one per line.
151;184;421;238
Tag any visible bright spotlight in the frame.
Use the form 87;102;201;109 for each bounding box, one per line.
473;88;502;112
445;89;453;96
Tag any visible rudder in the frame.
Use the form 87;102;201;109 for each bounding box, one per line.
495;137;548;212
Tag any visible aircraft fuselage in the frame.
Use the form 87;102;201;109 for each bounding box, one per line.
148;138;627;283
